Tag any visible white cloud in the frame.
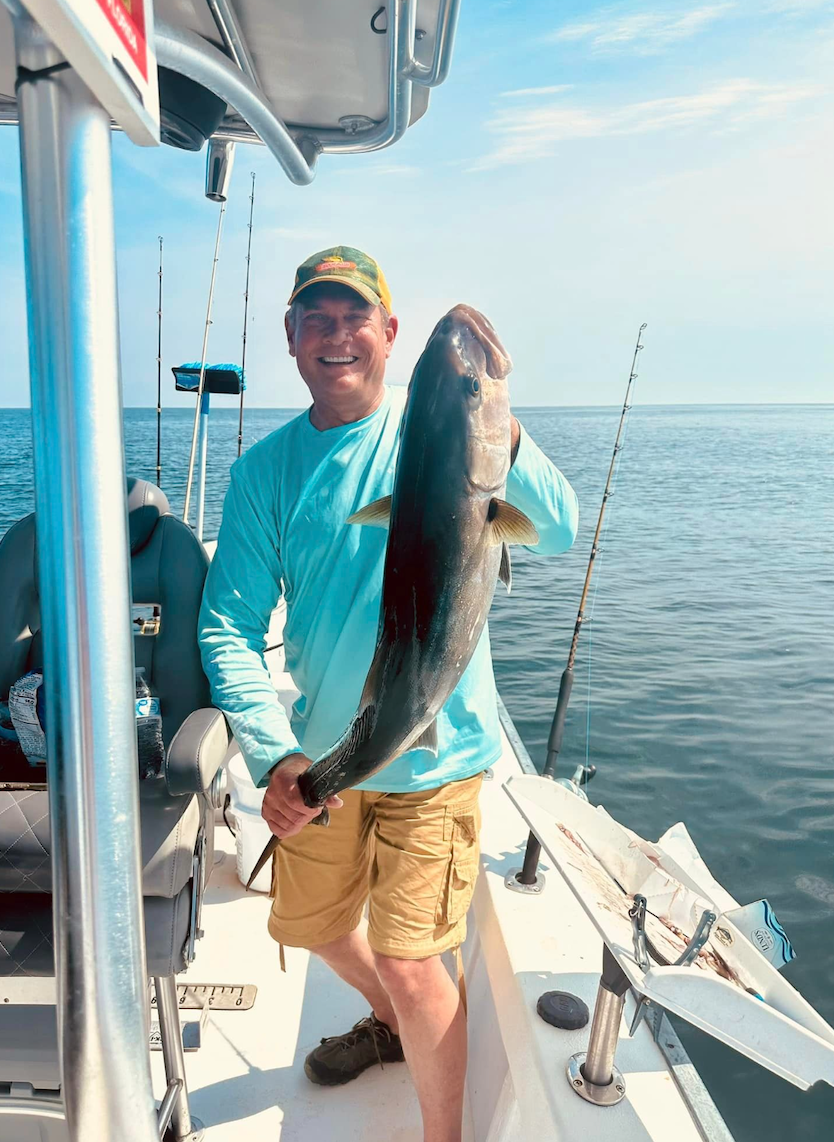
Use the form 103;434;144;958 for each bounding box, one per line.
473;78;821;168
500;85;574;98
550;5;734;53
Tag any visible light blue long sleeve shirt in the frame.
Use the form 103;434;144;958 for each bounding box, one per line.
198;386;578;792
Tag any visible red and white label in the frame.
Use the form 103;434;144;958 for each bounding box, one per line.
95;0;148;80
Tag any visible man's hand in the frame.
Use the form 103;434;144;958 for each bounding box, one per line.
262;753;343;840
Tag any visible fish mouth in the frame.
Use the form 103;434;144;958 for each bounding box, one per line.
442;305;512;380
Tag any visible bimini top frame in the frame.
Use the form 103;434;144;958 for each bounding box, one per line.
0;0;463;185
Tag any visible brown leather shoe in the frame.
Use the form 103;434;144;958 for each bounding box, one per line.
304;1014;405;1086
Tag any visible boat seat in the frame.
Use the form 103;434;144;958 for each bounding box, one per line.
0;478;229;978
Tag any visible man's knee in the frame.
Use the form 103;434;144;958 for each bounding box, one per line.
373;951;440;1003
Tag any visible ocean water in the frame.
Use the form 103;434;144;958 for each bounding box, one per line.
2;402;833;1140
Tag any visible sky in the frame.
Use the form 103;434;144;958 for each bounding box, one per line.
0;0;832;408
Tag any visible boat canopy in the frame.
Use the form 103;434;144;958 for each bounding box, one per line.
0;1;460;185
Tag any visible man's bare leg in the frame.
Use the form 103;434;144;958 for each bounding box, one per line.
374;952;466;1142
311;929;399;1033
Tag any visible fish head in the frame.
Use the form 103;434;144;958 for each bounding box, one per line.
407;304;513;496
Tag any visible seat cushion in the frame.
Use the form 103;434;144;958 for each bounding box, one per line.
0;888;194;978
0;787;207;898
0;790;50;893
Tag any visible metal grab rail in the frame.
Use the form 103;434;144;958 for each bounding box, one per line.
312;0;413;154
154;20;318;184
404;0;462;86
205;0;261;89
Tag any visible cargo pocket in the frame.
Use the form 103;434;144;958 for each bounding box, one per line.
437;806;481;926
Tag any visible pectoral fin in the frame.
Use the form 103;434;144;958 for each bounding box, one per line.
489;499;539;546
347;495;392;529
411;719;439;755
498;542;512;593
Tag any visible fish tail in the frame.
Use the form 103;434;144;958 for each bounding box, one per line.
298;705;376;806
246;834;279;891
245;811;330;892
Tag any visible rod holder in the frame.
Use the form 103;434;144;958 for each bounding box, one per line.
568;946;628;1107
205;137;235;202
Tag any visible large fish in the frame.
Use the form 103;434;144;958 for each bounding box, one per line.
247;305;537;888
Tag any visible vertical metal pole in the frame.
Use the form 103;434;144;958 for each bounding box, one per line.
156;236;163;488
582;984;626;1086
183;201;226;524
238;171;255;458
13;16;158;1142
154;975;193;1140
568;946;628;1105
196;391;210;543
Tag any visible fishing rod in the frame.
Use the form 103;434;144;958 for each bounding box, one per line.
183;201;227;526
238;172;256;458
155;236;163;488
513;323;647;890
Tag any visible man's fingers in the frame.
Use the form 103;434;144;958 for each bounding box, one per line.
283;782;317;813
324;794;343;809
262;806;297;834
262;799;305;827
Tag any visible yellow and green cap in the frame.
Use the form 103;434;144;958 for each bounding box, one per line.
287;246;392;312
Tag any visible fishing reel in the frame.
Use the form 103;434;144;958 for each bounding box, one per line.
555;763;597;802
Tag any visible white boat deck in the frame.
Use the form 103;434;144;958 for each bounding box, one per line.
152;828;426;1141
148;593;729;1141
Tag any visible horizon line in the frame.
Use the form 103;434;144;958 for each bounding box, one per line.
4;401;834;412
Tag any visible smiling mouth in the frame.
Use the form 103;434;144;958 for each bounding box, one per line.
319;356;359;365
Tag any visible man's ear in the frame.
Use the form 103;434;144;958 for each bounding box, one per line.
285;311;297;358
384;314;399;359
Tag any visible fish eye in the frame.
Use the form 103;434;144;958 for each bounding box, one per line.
466;375;481;396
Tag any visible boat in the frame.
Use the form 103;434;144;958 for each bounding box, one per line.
1;3;833;1141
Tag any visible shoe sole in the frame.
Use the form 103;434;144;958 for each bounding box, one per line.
303;1053;405;1087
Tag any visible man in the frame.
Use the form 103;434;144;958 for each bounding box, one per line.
199;247;578;1142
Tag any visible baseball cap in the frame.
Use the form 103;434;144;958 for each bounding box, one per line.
287;246;392;312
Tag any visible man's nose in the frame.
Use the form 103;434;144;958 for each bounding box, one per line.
322;321;353;345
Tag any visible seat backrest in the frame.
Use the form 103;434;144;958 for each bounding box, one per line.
0;478;211;748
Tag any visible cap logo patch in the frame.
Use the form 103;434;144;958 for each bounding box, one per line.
315;260;357;272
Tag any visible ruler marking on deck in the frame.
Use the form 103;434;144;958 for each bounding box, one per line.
149;982;257;1010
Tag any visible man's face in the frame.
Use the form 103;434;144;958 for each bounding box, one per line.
286;284;398;403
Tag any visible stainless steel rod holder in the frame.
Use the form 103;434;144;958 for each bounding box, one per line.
583;981;626;1085
568;946;628;1107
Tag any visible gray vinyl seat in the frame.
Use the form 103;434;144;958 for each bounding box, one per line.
0;478;229;980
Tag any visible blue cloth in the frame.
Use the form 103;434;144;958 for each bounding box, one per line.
199;386;578;792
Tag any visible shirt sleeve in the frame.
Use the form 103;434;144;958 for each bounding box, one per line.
198;460;301;787
505;421;579;556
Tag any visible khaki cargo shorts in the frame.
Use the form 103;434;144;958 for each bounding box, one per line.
268;772;483;959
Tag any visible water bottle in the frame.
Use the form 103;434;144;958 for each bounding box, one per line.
135;668;164;779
